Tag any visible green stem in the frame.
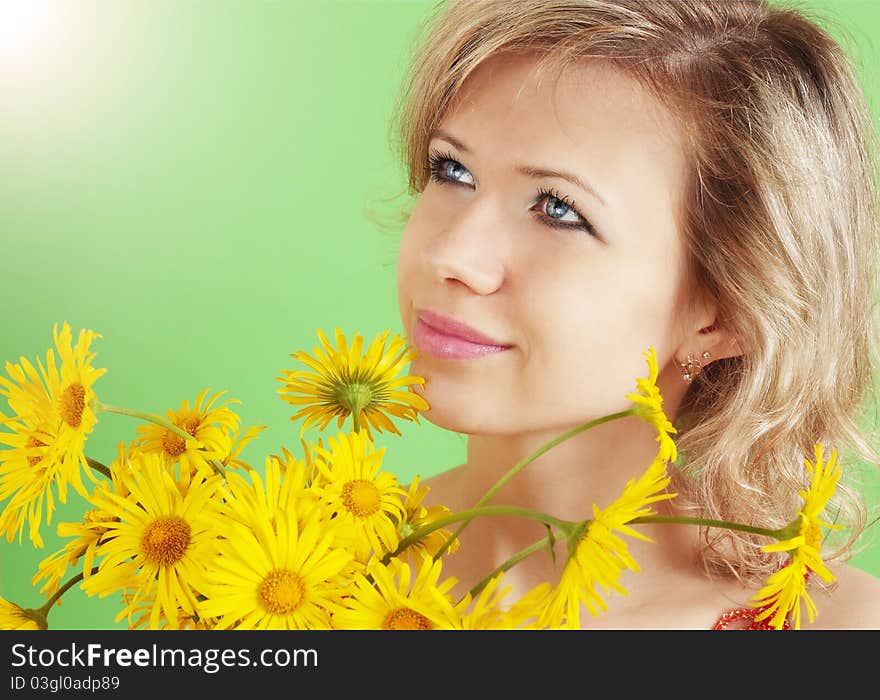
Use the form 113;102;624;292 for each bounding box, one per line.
385;505;573;564
94;400;195;443
464;535;552;602
86;457;112;480
38;567;98;615
210;459;227;478
435;409;635;559
631;514;787;539
352;409;361;434
460;515;790;604
94;400;225;477
476;410;635;507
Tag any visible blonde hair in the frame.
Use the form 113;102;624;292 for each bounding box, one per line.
382;0;880;587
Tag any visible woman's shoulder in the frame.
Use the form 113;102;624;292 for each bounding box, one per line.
807;563;880;629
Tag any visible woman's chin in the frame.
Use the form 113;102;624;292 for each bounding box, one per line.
407;356;519;434
412;385;464;430
418;406;474;434
410;383;498;435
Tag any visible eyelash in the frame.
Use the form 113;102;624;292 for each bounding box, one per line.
426;149;598;238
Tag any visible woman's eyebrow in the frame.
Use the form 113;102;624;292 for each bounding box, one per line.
428;128;608;208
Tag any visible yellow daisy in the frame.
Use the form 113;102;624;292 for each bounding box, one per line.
394;475;459;565
198;504;355;630
122;590;214;630
218;423;267;472
458;573;553;630
751;443;842;630
625;347;677;463
0;418;59;547
33;441;133;600
0;322;106;546
33;508;111;601
277;328;430;439
49;322;105;480
267;438;325;488
313;430;406;562
81;452;224;630
296;436;332;487
132;389;239;486
333;554;465;629
541;455;676;629
0;596;46;630
219;454;332;544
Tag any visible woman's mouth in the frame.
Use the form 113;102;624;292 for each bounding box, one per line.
413;310;513;360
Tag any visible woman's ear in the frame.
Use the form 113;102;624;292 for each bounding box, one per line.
671;321;745;381
673;293;749;376
697;320;748;361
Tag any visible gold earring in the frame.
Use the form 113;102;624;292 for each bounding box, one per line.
679;351;710;382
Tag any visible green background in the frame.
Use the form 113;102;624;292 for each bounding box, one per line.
1;0;878;629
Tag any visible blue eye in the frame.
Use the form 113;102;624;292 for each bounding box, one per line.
427;149;474;185
534;187;590;230
426;149;599;238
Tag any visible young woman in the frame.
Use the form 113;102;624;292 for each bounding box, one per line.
392;0;880;628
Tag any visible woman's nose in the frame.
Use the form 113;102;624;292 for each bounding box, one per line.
421;197;507;296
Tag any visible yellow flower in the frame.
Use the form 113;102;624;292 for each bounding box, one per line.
81;452;224;630
33;442;133;600
0;426;56;547
395;475;459;565
33;509;109;601
269;437;325;486
277;328;429;439
333;555;465;629
0;596;46;630
121;589;215;630
625;347;677;463
198;504;355;630
542;455;675;629
313;430;406;562
751;443;842;630
219;454;332;546
132;389;239;486
0;322;106;546
458;573;553;629
31;546;74;601
218;423;267;472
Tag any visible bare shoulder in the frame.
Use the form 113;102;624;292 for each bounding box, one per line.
808;563;880;629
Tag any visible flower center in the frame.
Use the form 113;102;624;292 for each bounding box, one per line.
161;415;202;457
382;607;433;630
25;436;48;467
60;383;86;428
341;479;380;517
140;515;191;566
258;569;306;615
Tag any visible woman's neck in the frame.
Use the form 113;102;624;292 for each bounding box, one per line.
461;413;668;521
433;412;702;594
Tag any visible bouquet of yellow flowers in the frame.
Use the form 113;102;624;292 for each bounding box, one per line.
0;323;841;630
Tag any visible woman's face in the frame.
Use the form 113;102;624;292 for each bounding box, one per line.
396;53;694;436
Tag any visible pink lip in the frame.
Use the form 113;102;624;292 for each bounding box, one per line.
413;310;512;360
